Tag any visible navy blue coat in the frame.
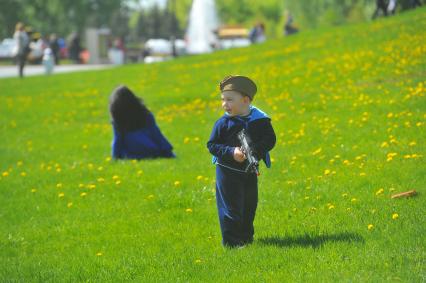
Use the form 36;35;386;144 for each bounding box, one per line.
112;112;175;159
207;106;276;172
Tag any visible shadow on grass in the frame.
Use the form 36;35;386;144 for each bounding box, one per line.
258;232;364;249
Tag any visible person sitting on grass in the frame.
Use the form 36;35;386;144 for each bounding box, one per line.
109;85;175;159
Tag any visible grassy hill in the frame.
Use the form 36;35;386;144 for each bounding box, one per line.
0;8;425;282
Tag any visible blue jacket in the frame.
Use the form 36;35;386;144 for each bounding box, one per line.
207;106;276;172
112;112;175;159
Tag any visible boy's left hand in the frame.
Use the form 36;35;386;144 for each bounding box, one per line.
233;147;246;163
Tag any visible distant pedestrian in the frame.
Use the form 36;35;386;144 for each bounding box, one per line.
373;0;388;19
284;11;299;36
68;32;81;64
49;34;60;65
388;0;397;15
12;22;30;78
42;47;54;75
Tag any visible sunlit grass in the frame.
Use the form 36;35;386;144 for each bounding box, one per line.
0;8;425;282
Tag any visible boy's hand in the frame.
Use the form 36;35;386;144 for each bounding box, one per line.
233;147;246;163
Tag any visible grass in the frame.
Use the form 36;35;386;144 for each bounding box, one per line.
1;8;425;282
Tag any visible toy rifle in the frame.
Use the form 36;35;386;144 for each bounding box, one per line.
237;128;260;176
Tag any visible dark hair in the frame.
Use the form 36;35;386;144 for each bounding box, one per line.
109;85;150;133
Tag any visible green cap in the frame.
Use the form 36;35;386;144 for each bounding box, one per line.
219;75;257;99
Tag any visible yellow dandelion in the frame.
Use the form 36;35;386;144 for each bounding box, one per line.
97;178;105;182
367;224;374;230
58;192;65;198
56;183;63;189
115;180;121;185
105;157;112;162
185;208;193;213
312;148;322;155
174;181;181;186
392;213;399;220
78;183;84;188
324;169;331;175
112;175;120;180
88;184;96;189
351;198;357;202
2;171;9;177
328;205;335;210
147;194;154;199
31;188;37;193
183;137;190;144
195;259;202;263
67;202;73;208
137;170;143;176
359;172;366;176
196;175;203;181
20;172;27;177
97;166;103;171
375;188;384;195
80;192;87;197
96;252;103;256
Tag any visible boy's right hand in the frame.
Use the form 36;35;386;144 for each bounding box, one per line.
233;147;246;163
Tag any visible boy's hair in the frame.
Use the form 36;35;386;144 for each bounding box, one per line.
109;85;150;133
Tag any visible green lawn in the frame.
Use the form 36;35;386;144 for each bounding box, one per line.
1;8;425;282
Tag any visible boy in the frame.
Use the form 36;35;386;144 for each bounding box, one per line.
207;75;276;248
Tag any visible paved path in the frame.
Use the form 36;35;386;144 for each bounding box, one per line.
0;64;115;79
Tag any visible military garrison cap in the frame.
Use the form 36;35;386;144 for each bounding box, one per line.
219;75;257;100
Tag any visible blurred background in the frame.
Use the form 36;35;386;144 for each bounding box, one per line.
0;0;423;65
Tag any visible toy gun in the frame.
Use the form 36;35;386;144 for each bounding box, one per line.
237;128;260;176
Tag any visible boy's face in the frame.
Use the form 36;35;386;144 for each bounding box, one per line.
221;90;251;116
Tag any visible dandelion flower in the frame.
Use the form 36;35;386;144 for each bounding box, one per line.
185;208;193;213
58;192;65;198
80;192;87;197
368;224;374;230
375;188;384;195
174;181;181;186
96;252;103;256
67;202;73;208
31;188;37;193
195;259;202;263
392;213;399;220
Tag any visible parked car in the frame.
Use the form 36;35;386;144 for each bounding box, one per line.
0;38;16;60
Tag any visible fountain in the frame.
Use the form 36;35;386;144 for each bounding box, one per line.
185;0;220;54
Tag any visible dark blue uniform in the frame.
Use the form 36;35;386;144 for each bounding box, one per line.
207;106;276;247
112;112;175;159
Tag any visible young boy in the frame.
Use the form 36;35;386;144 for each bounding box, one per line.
207;75;276;248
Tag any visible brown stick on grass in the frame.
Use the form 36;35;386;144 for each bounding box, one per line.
391;190;417;199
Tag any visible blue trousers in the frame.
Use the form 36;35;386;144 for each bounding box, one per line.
215;165;258;247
